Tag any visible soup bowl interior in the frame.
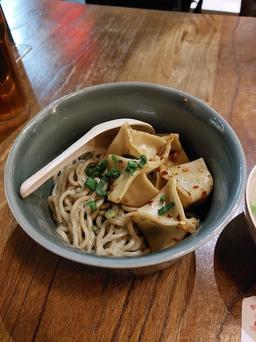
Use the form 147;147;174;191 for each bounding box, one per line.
4;82;246;271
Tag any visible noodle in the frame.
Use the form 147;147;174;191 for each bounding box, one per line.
48;123;213;256
48;152;150;256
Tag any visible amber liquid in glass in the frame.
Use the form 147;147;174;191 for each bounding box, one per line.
0;7;29;132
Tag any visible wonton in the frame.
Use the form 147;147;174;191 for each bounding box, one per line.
49;122;213;256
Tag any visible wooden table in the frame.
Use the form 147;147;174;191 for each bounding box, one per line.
1;1;256;341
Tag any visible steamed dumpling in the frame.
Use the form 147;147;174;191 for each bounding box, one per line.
107;154;161;205
160;134;189;180
107;123;166;159
127;178;199;251
107;155;142;204
163;134;190;166
148;170;168;190
121;173;159;207
161;158;213;208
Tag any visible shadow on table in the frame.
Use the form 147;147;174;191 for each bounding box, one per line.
0;226;196;340
214;213;256;319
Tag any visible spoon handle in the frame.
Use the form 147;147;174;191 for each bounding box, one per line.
20;119;154;198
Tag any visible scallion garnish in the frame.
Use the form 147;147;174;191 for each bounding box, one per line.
86;159;108;178
85;177;98;191
106;168;121;179
158;202;175;216
138;154;147;168
98;159;108;172
125;160;138;174
87;200;97;212
85;165;98;177
111;155;118;162
160;195;165;203
96;176;108;196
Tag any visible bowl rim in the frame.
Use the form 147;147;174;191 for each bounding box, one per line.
245;164;256;228
4;81;247;269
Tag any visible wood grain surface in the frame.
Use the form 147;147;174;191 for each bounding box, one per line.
1;1;256;341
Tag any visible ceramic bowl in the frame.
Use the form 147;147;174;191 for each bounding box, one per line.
4;82;247;274
245;165;256;243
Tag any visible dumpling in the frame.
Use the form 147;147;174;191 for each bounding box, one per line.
107;154;160;205
148;170;168;190
127;178;199;251
107;155;142;204
107;123;166;159
161;158;213;208
162;133;190;166
121;173;159;207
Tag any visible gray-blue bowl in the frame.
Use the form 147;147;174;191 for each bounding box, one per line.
4;82;247;274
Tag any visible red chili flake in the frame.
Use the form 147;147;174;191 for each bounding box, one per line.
193;185;199;189
201;191;207;199
167;214;173;218
176;214;181;220
161;170;168;176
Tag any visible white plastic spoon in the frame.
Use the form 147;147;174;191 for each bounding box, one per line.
20;118;155;198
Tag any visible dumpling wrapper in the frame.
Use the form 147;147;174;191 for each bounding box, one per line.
121;172;159;207
107;155;160;205
161;133;189;170
148;170;168;190
107;123;166;159
160;133;189;179
107;155;142;204
161;158;213;208
127;178;198;251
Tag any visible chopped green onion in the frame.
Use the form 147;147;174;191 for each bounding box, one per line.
138;154;147;168
160;195;165;203
250;202;256;215
85;165;98;177
86;159;108;178
127;160;138;169
98;159;108;172
87;200;97;212
125;160;138;174
106;168;121;179
96;176;108;196
158;202;175;216
111;155;118;162
85;177;98;191
105;208;117;219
